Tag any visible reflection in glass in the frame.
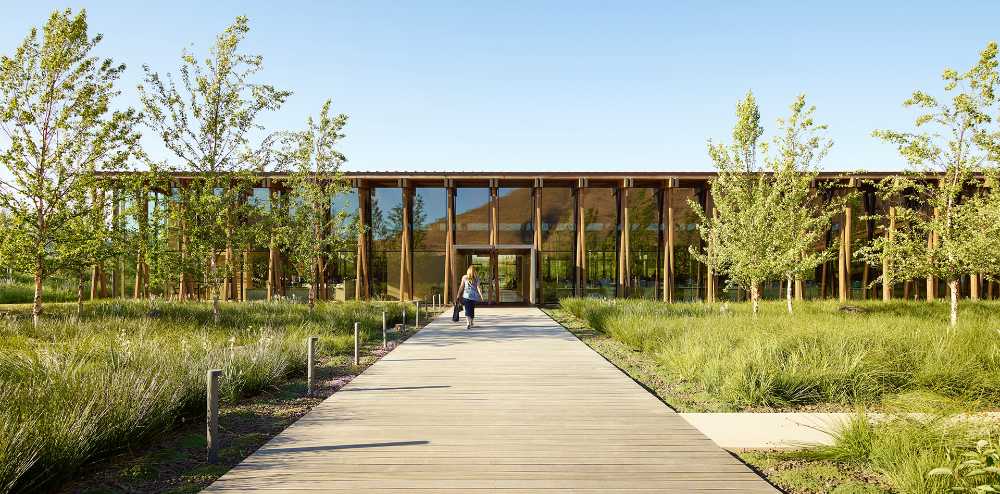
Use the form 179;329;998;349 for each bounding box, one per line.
497;187;533;245
455;188;491;245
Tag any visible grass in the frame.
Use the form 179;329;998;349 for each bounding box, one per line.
558;297;1000;411
0;298;421;494
752;413;1000;493
0;279;78;304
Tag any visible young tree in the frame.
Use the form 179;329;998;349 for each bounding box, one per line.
54;186;120;319
273;101;351;313
0;9;139;326
770;95;842;314
139;16;289;322
691;91;786;315
866;42;998;327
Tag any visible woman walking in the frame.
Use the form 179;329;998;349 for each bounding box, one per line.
457;265;482;329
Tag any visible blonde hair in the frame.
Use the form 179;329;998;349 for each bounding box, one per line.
466;265;477;279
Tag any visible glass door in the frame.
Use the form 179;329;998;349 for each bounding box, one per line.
497;253;529;303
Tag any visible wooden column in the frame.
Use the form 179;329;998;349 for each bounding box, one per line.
533;179;543;304
489;181;499;304
661;180;675;303
617;179;632;298
443;181;456;302
574;179;587;297
134;188;149;299
111;189;121;298
927;206;939;301
399;182;413;301
970;273;980;301
355;184;371;300
704;185;716;303
838;179;853;303
883;206;895;302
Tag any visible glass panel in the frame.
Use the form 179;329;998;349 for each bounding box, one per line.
371;188;402;300
497;187;533;245
371;188;403;251
413;188;447;251
541;252;574;305
540;188;575;251
455;187;491;245
672;188;703;302
583;188;617;297
629;188;660;299
326;250;357;301
413;251;445;302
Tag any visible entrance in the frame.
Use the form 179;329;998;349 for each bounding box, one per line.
454;245;536;305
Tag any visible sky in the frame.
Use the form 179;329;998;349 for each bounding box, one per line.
2;0;999;173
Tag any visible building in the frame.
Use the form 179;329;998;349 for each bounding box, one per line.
95;171;998;305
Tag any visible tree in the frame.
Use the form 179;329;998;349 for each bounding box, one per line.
139;16;289;323
770;95;842;314
691;91;785;315
865;42;999;327
273;100;351;312
0;9;139;326
53;185;120;319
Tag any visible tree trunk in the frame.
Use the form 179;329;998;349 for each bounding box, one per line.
77;272;85;321
32;262;43;328
750;284;760;316
949;278;959;328
786;275;793;314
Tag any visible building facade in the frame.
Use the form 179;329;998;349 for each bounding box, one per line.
95;171;999;305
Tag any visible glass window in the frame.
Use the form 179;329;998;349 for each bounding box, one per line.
455;187;491;245
540;188;575;251
541;252;574;305
413;187;448;301
497;187;533;245
583;187;617;297
628;188;660;299
371;188;403;299
672;188;703;302
413;188;447;251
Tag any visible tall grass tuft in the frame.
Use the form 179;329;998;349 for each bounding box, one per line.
560;297;1000;410
0;299;416;493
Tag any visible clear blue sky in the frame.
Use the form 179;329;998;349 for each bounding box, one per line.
2;1;999;172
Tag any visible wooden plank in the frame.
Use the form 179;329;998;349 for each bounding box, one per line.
206;308;778;493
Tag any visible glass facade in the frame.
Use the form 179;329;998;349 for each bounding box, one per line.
371;187;403;300
497;187;533;245
413;187;448;301
455;187;491;245
628;188;660;299
540;187;576;303
584;187;616;298
135;174;926;307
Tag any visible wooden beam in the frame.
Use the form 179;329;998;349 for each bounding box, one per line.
575;180;587;297
662;181;675;303
883;206;895;302
617;180;631;298
400;185;414;301
927;207;939;301
444;184;456;302
704;186;716;304
533;180;543;304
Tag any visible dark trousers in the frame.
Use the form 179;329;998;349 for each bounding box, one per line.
463;299;477;319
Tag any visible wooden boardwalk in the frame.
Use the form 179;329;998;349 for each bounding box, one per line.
206;307;777;493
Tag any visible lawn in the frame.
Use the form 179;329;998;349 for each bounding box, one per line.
0;299;419;494
548;297;1000;494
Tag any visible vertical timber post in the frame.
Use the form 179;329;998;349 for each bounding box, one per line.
575;178;587;297
353;322;360;366
382;311;387;348
883;206;895;302
206;369;221;464
400;181;413;301
662;179;676;303
839;178;854;303
307;336;318;396
533;179;543;304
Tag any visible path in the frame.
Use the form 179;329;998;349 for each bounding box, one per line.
206;307;778;493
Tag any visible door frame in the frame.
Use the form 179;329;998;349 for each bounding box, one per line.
453;244;536;305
